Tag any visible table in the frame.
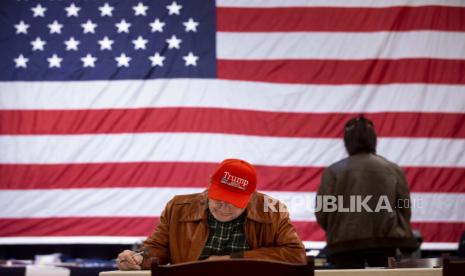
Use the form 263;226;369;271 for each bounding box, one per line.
100;268;441;276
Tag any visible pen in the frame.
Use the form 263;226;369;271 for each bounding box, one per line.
132;251;145;257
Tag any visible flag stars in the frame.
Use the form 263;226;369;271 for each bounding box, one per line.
115;19;131;33
14;20;30;34
47;54;63;68
132;36;148;50
65;3;80;17
81;20;97;34
166;1;182;15
31;37;46;51
133;2;148;16
64;37;80;51
166;35;182;49
14;54;29;68
183;18;199;32
14;2;204;71
31;4;47;17
149;52;165;67
81;54;97;68
149;18;165;32
99;2;114;17
48;20;63;34
183;52;198;66
98;36;114;50
115;53;131;67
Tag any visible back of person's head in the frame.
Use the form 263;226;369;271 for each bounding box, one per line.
343;116;377;155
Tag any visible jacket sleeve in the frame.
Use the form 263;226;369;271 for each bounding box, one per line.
395;167;412;224
315;167;334;231
394;166;420;252
140;199;174;268
243;206;307;264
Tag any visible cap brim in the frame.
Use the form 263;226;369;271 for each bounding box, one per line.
208;182;251;209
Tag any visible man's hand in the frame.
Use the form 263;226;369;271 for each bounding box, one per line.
205;255;231;261
116;250;144;270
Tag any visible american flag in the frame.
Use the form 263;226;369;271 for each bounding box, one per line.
1;0;465;250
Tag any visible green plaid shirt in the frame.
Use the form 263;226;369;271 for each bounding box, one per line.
198;210;250;260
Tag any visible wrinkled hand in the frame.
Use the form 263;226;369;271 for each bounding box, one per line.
116;250;144;270
205;255;231;261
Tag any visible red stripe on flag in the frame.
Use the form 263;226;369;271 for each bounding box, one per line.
293;221;326;242
1;163;464;193
411;222;465;243
296;221;465;243
2;109;464;138
217;6;465;32
0;162;317;191
218;59;465;85
0;218;463;243
0;217;157;236
407;167;465;193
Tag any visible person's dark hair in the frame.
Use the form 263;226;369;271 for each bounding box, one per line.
343;116;377;155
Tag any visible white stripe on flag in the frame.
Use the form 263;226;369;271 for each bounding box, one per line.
1;80;464;113
264;191;465;222
1;188;464;222
0;237;147;245
217;31;465;60
1;134;465;167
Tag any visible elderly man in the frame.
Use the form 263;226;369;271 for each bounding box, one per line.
117;158;306;270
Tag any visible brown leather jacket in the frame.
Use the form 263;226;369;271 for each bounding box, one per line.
140;191;306;267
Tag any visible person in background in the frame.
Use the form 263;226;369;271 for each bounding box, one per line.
315;116;418;269
117;158;306;270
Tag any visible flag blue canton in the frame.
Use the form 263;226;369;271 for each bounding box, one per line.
0;0;217;80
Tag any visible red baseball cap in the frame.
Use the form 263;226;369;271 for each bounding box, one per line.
208;159;257;209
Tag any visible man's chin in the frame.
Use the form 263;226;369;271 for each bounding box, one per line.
212;212;234;222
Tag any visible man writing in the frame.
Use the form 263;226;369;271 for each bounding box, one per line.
117;158;306;270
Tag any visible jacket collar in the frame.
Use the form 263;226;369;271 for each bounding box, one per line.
179;191;209;222
246;192;272;224
179;190;272;224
